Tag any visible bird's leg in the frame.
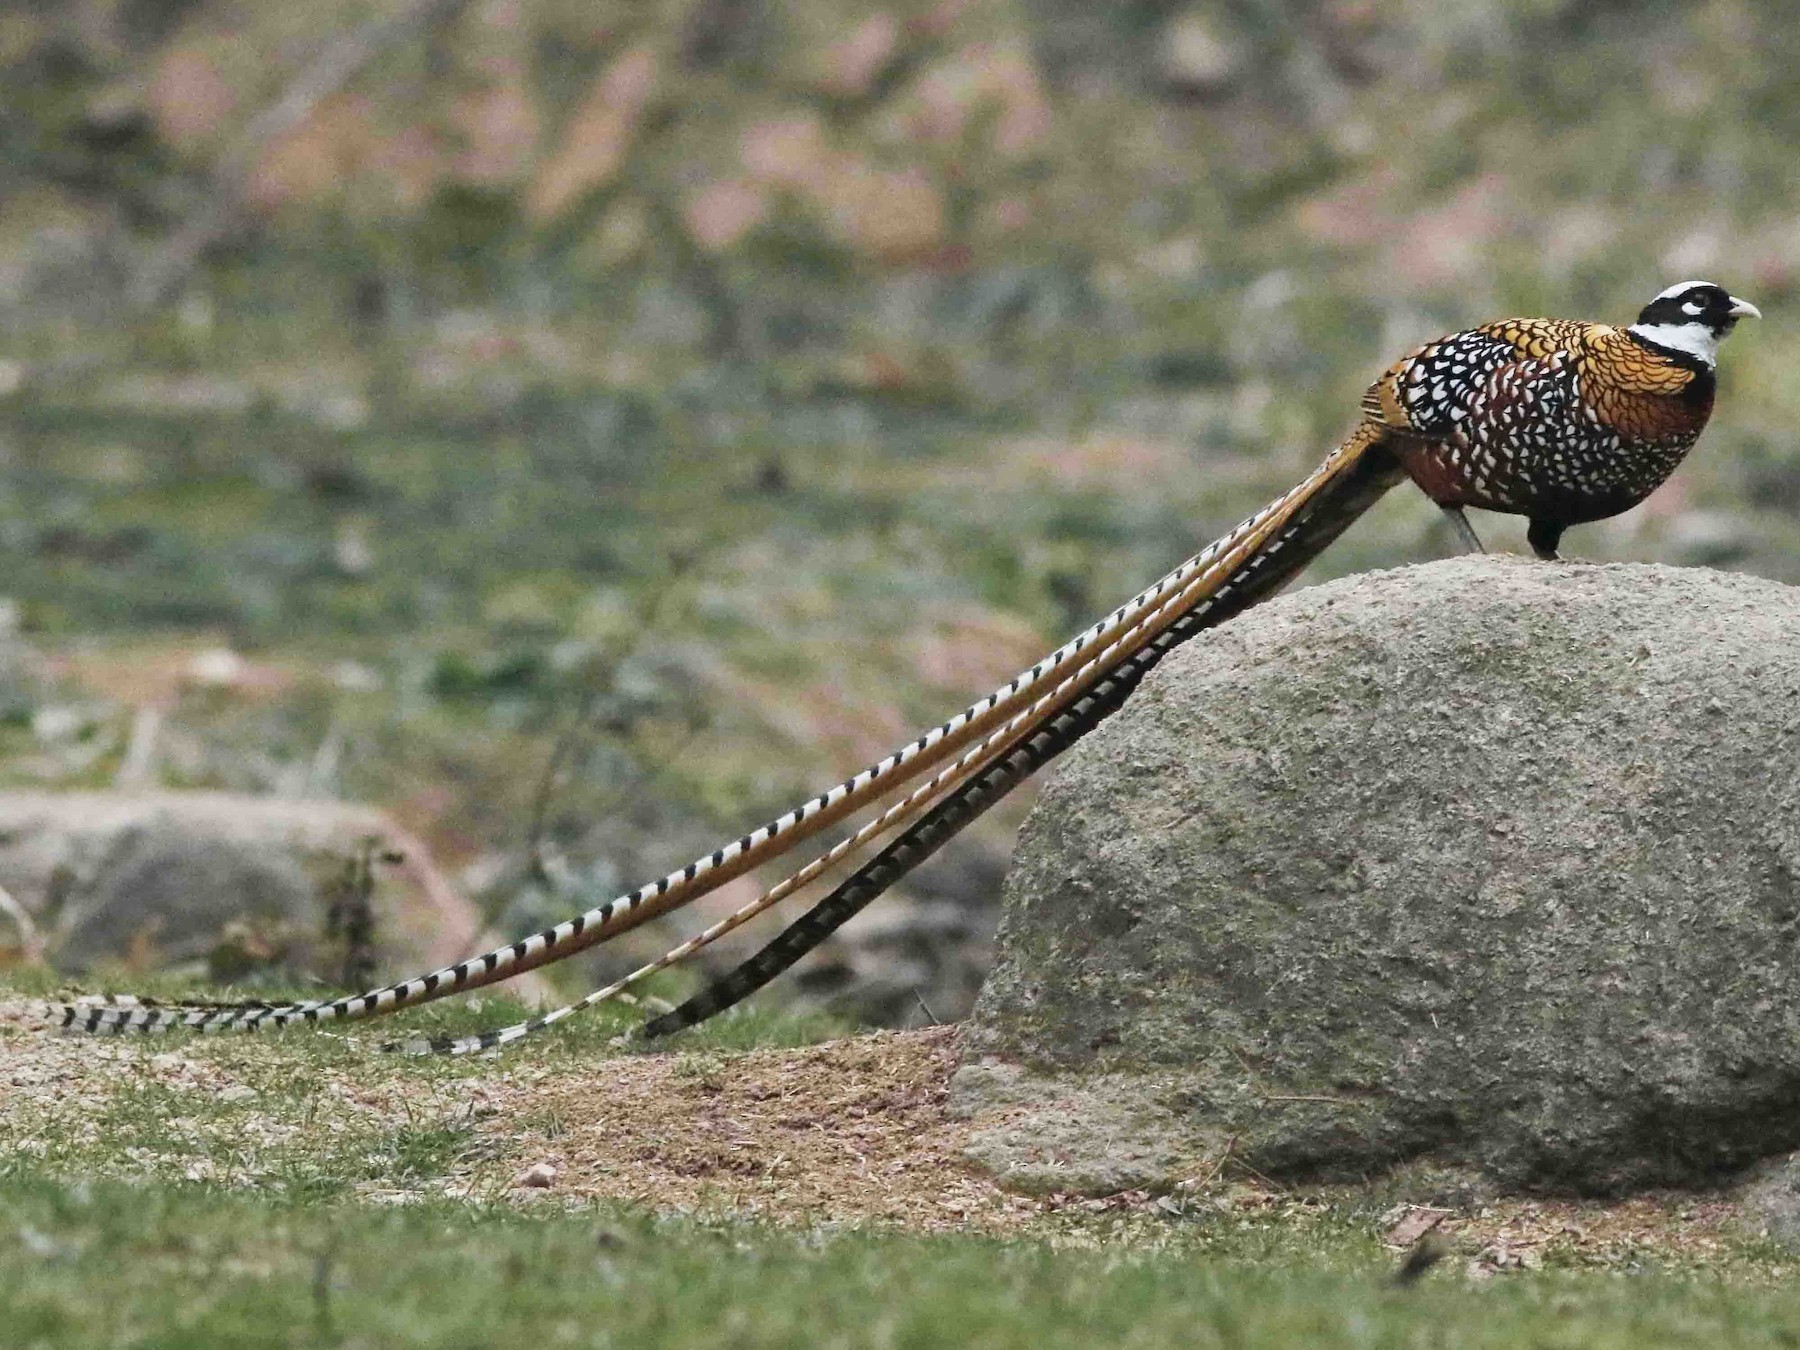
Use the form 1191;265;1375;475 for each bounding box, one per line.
1526;518;1565;561
1440;506;1486;555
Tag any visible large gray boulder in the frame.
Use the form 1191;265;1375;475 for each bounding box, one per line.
952;556;1800;1195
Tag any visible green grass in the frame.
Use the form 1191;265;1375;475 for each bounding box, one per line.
1;970;850;1206
9;974;1800;1346
2;1177;1800;1349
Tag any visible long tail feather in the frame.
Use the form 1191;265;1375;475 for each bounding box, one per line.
644;428;1402;1038
387;449;1313;1054
344;454;1334;1052
388;757;980;1054
415;428;1403;1052
56;448;1344;1038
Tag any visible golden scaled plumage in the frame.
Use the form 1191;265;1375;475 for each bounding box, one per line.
1363;317;1703;438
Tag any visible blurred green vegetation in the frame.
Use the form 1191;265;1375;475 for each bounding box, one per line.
11;1173;1800;1349
2;0;1798;987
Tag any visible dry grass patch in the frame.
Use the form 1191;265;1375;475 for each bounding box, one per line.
471;1025;1044;1230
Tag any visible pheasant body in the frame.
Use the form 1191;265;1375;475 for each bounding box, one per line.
1361;283;1755;557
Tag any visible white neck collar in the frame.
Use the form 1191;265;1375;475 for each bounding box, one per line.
1628;320;1718;368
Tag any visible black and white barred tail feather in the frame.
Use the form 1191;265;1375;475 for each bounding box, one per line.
644;428;1404;1038
58;546;1219;1039
408;427;1404;1053
55;458;1348;1040
386;512;1259;1056
646;667;1131;1038
47;992;310;1034
395;708;986;1051
381;481;1306;1053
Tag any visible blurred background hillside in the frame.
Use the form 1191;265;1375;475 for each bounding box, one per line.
2;0;1797;1018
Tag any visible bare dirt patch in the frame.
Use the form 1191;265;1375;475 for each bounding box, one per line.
470;1026;1042;1231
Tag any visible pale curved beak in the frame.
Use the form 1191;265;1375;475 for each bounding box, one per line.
1728;296;1762;319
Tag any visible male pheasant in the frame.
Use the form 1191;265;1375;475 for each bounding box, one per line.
54;282;1757;1051
1366;279;1759;559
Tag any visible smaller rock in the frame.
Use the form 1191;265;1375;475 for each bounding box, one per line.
0;790;502;987
512;1161;558;1190
1735;1152;1800;1250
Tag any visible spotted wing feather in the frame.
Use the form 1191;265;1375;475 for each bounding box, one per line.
1362;330;1526;438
